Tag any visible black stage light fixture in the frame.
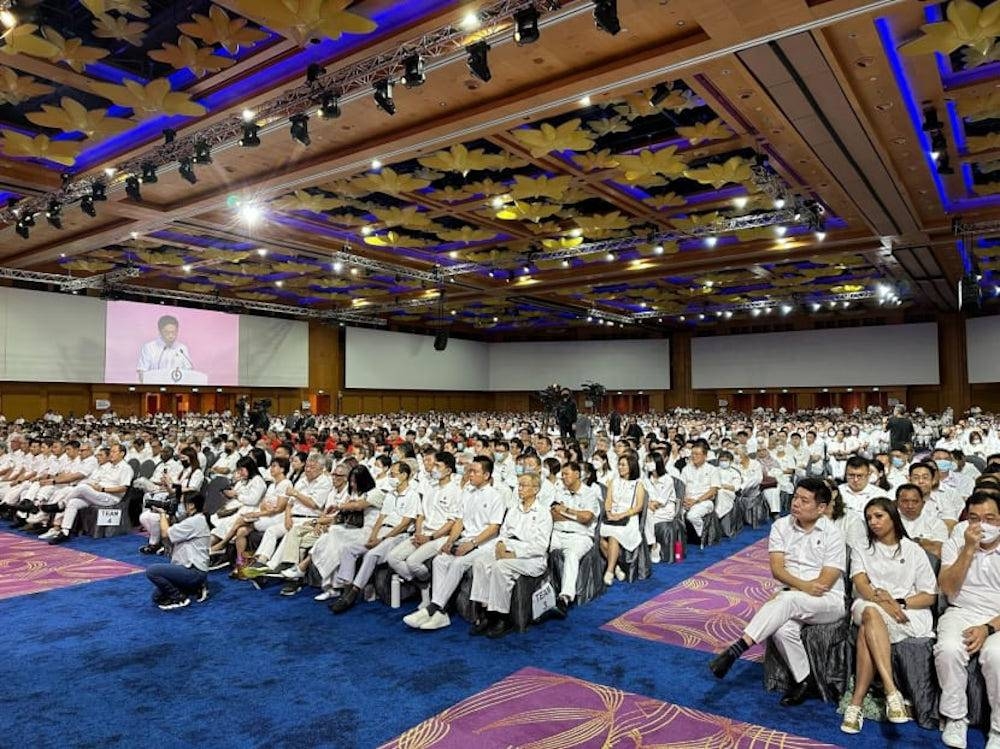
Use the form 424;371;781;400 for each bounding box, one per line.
179;157;197;184
163;127;176;144
15;220;28;239
91;181;107;201
239;122;261;147
959;272;983;315
921;106;943;132
514;6;540;44
938;155;955;176
290;113;311;146
650;82;671;106
140;162;158;184
593;0;620;35
124;175;142;201
193;140;212;164
306;63;325;83
373;78;396;115
930;130;947;156
433;331;449;351
80;194;96;217
21;212;34;227
45;199;62;229
401;54;425;88
318;92;341;119
466;41;491;82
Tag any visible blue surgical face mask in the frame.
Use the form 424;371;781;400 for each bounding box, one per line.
515;465;525;476
718;461;731;470
456;464;465;476
891;456;904;468
935;459;953;473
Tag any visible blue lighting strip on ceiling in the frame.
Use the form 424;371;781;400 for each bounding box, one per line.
957;238;972;274
875;17;1000;213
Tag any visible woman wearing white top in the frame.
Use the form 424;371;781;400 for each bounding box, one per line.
822;481;867;551
591;452;611;486
210;456;267;541
841;497;937;734
210;456;292;559
599;453;646;586
642;452;677;563
138;446;205;554
827;429;849;482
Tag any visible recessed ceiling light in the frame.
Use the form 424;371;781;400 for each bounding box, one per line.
579;95;591;107
371;159;382;170
461;10;480;30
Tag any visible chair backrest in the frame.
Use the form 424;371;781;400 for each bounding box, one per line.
673;477;685;501
203;476;231;516
139;460;156;479
128;458;141;476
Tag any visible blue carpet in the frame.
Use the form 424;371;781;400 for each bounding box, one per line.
0;525;979;748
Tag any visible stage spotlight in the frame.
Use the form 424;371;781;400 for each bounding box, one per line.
466;41;491;82
193;140;212;164
593;0;620;35
124;175;142;201
514;6;540;44
937;155;955;175
649;83;671;106
140;163;158;184
930;130;947;157
179;157;197;184
318;92;341;119
401;54;425;88
80;194;96;217
91;181;107;201
45;200;62;229
162;128;176;144
373;78;396;115
921;106;943;132
290;114;310;146
239;122;260;147
306;63;325;83
21;212;34;227
15;220;28;239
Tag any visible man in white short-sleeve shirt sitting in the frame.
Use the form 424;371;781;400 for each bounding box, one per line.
934;493;1000;749
709;478;846;707
896;483;949;559
549;461;601;617
681;442;719;539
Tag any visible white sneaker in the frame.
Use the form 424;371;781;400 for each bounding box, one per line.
603;572;614;586
281;567;303;580
942;718;968;749
985;730;1000;749
614;567;626;582
419;611;451;630
650;544;661;563
314;589;336;602
885;690;909;724
840;705;863;734
38;527;59;540
403;607;431;628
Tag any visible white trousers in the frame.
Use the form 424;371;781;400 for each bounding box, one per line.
310;526;367;581
549;531;592;601
2;482;28;505
743;589;846;683
764;488;781;513
470;553;547;614
274;523;322;566
338;534;406;588
686;500;714;538
139;509;162;543
387;536;448;582
430;541;497;609
255;523;291;562
60;485;122;531
934;607;1000;731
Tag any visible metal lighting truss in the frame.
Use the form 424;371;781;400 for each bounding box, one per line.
62;265;142;291
0;0;570;225
629;288;881;319
953;218;1000;237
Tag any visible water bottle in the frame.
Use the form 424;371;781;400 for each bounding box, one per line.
674;539;684;562
390;574;401;609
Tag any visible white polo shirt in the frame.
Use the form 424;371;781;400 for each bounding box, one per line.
941;525;1000;616
901;509;949;544
420;479;461;533
850;537;938;601
500;498;552;559
456;483;506;542
929;488;964;523
553;483;601;536
380;484;420;528
768;515;846;595
838;482;886;515
680;461;720;500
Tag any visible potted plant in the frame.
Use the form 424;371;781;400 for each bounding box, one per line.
581;381;606;412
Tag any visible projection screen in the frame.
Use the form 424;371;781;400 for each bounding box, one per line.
691;324;939;388
345;328;489;390
966;316;1000;383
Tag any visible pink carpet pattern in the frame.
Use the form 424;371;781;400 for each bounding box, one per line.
602;537;779;661
380;667;840;749
0;531;142;600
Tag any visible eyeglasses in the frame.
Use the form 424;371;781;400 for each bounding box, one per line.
333;472;347;477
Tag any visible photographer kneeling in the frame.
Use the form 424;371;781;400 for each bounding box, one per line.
146;493;210;611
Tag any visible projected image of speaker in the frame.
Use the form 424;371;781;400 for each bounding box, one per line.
433;331;448;351
959;273;983;315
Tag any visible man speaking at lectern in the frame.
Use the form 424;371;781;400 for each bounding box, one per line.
136;315;194;383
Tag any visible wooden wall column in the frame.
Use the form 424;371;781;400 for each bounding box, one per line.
937;313;970;413
665;331;694;409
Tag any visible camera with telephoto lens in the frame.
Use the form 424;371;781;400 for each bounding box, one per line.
143;483;182;515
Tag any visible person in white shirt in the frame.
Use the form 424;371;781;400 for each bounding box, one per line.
896;483;948;558
403;455;505;631
138;446;205;554
886;449;910;490
209;440;240;476
709;478;846;707
208;456;267;549
387;451;461;586
600;452;646;586
933;448;976;499
838;457;885;516
47;443;134;544
328;461;420;613
714;450;743;524
681;442;720;540
840;497;937;734
934;493;1000;749
468;471;552;638
23;441;98;531
210;456;291;567
910;461;964;531
642;453;678;564
136;314;193;383
133;445;182;497
550;461;601;615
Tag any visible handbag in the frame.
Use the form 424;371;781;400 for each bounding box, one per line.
338;509;364;528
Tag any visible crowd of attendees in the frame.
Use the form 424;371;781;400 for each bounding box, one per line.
0;403;997;747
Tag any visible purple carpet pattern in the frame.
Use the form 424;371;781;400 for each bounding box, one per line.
380;667;840;748
0;531;142;600
602;537;778;661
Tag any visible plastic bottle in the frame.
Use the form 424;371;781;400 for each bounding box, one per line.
390;574;401;608
674;539;684;562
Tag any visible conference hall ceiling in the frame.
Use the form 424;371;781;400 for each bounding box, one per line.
0;0;996;335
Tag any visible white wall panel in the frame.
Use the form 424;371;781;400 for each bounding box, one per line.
966;316;1000;383
345;328;489;390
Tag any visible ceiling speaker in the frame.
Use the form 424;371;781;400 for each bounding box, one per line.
433;331;448;351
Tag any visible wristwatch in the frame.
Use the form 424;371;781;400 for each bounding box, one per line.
987;623;997;637
894;597;907;609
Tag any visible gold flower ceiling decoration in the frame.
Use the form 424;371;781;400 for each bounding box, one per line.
676;118;733;145
967;133;1000;153
586;116;631;137
92;13;147;46
958;91;1000;122
0;25;61;58
26;97;132;139
613;88;686;120
1;132;81;165
227;0;377;48
685;156;753;188
435;226;499;243
617;146;688;181
89;78;207;116
353;167;434;195
573;149;620;172
40;26;109;72
363;230;431;248
495;201;563;223
178;4;268;54
270;190;351;213
644;192;687;210
509;174;573;201
901;0;1000;57
370;205;434;229
81;0;150;17
510;118;596;158
418;144;507;175
0;67;54;105
149;36;237;76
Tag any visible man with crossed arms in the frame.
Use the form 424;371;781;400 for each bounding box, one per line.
548;461;600;618
403;455;505;631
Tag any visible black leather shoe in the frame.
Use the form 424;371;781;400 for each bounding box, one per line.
779;678;814;707
40;503;60;514
708;650;736;679
552;597;569;620
486;618;513;639
48;531;70;545
328;586;358;614
469;617;491;636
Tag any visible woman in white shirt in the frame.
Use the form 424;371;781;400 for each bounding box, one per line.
599;453;646;586
210;456;292;562
210;456;267;542
642;452;677;563
841;497;937;734
591;452;611;486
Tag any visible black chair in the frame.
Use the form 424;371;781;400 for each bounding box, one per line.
77;486;139;539
740;485;769;528
138;460;156;479
689;508;722;549
452;566;553;633
203;476;231;516
127;458;141;478
548;525;606;603
719;500;743;539
652;513;687;564
762;615;852;703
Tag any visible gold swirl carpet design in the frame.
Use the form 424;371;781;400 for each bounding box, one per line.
602;538;778;661
0;531;142;600
380;667;840;748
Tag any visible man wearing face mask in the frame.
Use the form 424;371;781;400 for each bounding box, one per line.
714;450;742;524
210;439;239;476
886;449;910;489
934;493;1000;749
934;449;975;499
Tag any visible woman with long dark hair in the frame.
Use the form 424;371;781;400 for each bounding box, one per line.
599;452;645;585
841;497;937;734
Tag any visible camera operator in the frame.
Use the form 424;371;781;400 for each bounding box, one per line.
146;492;210;610
138;446;205;555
